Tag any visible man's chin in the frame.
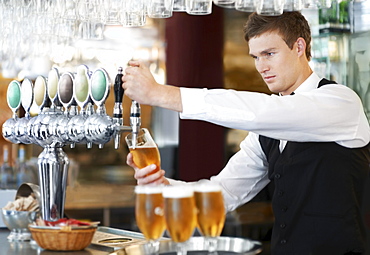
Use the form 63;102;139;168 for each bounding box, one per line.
265;83;280;94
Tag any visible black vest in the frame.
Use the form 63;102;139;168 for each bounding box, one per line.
259;79;370;255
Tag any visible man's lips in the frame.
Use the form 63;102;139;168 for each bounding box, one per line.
263;75;276;82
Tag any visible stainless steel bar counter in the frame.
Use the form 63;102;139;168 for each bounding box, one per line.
0;227;263;255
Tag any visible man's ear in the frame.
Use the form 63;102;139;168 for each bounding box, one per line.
296;37;306;57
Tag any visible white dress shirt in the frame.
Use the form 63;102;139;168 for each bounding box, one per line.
169;73;370;212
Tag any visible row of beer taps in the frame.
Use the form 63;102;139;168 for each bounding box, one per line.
2;66;141;150
2;66;141;221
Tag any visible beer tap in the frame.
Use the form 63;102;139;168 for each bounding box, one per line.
113;67;124;149
2;80;22;144
47;68;63;111
85;68;114;148
32;75;55;148
57;72;76;148
47;68;68;148
21;79;34;119
130;100;141;149
68;65;93;148
26;77;48;147
34;75;51;113
14;79;34;145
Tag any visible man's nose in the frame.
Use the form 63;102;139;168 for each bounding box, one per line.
256;59;269;74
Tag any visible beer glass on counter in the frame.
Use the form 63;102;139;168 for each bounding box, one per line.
135;185;166;255
162;185;197;255
125;128;161;176
194;183;226;254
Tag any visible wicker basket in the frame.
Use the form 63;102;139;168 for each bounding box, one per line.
29;225;97;251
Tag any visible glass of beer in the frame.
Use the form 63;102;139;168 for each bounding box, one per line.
125;128;161;176
135;185;166;255
162;185;197;255
194;183;226;254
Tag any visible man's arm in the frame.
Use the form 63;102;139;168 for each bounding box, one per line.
127;131;270;212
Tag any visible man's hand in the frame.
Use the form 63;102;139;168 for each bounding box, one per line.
122;60;159;105
122;60;183;112
127;153;170;185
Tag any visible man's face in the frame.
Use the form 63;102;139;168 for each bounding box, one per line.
248;31;301;95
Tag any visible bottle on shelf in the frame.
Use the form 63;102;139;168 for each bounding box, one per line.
0;145;16;189
16;145;37;188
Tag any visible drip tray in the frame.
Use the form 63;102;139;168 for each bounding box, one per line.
109;236;262;255
90;226;148;251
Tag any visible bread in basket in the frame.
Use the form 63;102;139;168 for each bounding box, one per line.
29;218;98;251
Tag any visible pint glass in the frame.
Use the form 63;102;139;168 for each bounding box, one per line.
125;128;161;176
163;185;197;254
194;183;225;253
135;185;166;254
194;183;225;237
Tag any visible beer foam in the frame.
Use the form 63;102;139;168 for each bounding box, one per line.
193;183;222;193
129;145;157;149
162;186;194;198
135;185;164;194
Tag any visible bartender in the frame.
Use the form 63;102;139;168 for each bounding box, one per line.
122;11;370;255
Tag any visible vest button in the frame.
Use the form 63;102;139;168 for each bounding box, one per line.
278;190;284;196
280;239;287;244
281;206;287;212
280;223;286;229
275;174;281;179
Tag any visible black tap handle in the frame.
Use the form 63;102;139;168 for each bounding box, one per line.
114;67;124;104
113;67;124;119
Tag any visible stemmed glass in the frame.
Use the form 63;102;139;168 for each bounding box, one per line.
162;185;197;255
194;183;226;254
135;185;166;255
125;128;161;177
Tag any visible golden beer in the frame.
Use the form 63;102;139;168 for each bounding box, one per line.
129;146;161;175
126;128;161;176
163;186;197;243
194;183;226;237
135;186;166;241
194;190;225;237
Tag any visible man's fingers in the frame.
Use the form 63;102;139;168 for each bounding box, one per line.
134;164;156;178
126;153;135;168
136;169;165;185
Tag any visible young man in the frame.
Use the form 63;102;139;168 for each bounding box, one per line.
122;12;370;254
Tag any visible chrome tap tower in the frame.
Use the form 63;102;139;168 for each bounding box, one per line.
2;66;140;222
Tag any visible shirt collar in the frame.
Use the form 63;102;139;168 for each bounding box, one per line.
291;72;321;94
278;72;320;96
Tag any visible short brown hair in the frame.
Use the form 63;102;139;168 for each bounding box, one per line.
243;12;312;61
